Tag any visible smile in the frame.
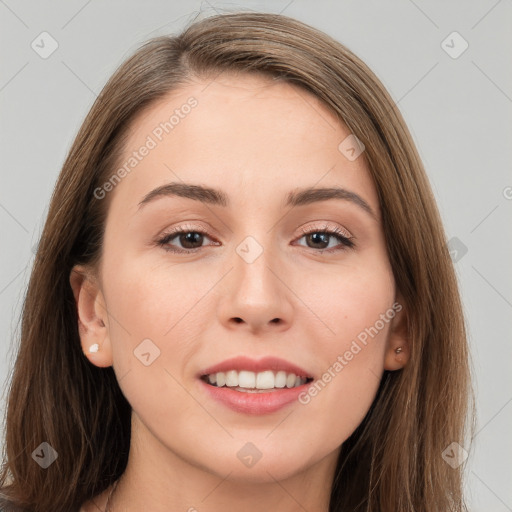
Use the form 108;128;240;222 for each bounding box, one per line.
201;369;313;391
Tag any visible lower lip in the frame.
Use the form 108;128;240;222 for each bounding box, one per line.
199;378;312;415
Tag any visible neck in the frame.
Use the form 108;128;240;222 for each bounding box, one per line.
108;414;338;512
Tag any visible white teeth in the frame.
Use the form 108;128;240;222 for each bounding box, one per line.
256;370;275;389
238;370;256;388
275;371;287;388
216;372;226;387
205;370;309;390
225;370;238;387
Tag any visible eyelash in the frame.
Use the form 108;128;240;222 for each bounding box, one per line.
156;223;355;255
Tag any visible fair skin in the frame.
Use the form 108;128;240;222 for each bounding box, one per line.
71;73;409;512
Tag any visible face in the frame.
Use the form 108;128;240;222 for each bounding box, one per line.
72;73;408;485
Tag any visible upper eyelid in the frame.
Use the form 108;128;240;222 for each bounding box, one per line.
158;223;354;248
156;222;357;256
300;224;352;238
159;223;352;240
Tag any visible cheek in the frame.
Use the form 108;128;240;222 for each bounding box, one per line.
300;252;395;345
295;314;390;453
100;262;208;436
101;254;215;378
293;259;394;438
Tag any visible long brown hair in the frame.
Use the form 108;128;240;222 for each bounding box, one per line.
0;11;474;511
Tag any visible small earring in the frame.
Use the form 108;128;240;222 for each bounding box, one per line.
395;347;403;354
88;343;99;353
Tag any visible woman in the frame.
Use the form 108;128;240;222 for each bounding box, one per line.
0;11;473;512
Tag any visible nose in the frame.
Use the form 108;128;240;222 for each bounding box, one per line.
217;238;293;334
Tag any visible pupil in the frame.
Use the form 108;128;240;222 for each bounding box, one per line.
178;232;331;250
182;232;202;248
309;233;328;248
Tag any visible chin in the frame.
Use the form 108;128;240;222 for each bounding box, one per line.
198;449;316;484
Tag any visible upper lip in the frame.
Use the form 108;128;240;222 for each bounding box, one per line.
199;356;314;379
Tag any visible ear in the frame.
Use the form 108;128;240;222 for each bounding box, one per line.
69;265;113;368
383;293;410;371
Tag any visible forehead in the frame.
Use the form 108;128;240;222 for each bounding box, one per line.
108;72;379;217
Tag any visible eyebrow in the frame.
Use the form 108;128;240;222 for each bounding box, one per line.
137;182;377;220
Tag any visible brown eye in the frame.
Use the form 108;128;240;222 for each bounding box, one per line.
157;227;217;254
175;231;205;250
295;225;355;252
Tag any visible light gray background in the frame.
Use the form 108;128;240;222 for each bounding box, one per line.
1;1;511;509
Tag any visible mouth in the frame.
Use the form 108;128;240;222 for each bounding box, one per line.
198;358;315;414
200;370;314;393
